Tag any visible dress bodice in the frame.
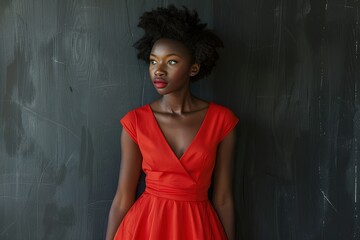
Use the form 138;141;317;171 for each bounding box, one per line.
120;102;239;201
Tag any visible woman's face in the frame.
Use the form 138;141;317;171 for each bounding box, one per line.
149;38;199;95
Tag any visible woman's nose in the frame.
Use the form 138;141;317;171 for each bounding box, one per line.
154;66;166;76
155;70;165;76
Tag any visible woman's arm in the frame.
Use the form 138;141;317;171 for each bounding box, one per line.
212;128;237;240
105;129;142;240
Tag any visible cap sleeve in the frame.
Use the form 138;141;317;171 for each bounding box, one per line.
219;108;239;142
120;110;138;144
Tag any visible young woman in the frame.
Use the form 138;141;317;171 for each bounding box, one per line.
106;5;238;240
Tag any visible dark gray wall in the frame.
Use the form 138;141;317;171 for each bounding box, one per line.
0;0;359;240
213;0;360;239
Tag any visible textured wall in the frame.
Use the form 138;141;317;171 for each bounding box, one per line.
213;0;360;239
1;0;359;240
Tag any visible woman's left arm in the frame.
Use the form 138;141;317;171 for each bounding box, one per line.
212;128;237;240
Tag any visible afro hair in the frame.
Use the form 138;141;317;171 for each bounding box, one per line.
133;5;224;82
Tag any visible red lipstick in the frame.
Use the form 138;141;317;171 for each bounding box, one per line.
153;78;168;89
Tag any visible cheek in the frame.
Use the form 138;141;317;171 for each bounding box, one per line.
148;65;154;75
173;66;191;77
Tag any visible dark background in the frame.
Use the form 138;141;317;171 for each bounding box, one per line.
1;0;359;239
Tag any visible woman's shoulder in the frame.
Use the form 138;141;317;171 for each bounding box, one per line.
121;104;151;123
210;102;236;114
210;102;239;140
124;104;150;115
209;102;239;123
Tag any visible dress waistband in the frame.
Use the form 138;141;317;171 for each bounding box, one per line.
145;186;208;201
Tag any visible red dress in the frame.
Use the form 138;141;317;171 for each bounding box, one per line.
114;102;239;240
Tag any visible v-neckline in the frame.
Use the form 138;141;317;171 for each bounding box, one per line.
147;102;212;161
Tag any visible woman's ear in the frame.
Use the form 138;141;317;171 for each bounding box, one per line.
189;63;200;76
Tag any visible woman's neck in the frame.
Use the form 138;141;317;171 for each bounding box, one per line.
158;91;197;115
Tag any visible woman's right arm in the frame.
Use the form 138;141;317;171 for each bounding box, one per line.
105;129;142;240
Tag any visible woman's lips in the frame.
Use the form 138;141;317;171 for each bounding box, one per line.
153;79;168;88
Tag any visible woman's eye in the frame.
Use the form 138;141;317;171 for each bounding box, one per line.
168;60;177;65
150;60;157;65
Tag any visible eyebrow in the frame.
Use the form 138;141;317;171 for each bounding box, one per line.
150;53;181;57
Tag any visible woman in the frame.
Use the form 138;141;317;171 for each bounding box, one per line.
106;5;238;240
